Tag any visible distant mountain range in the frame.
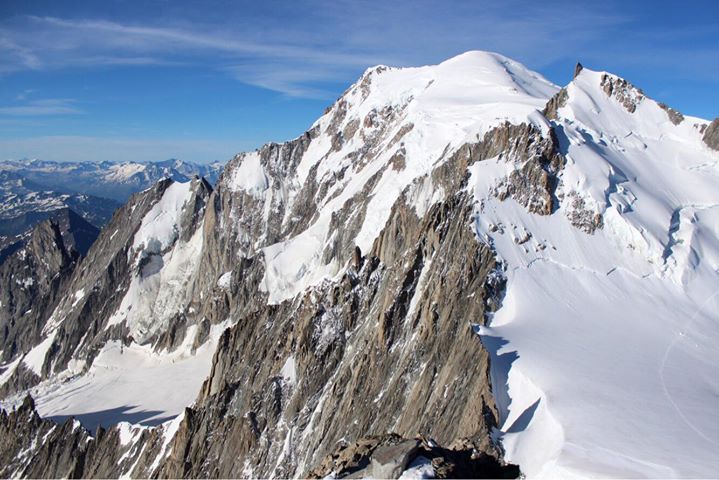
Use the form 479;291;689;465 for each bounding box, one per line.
0;158;223;202
0;159;224;261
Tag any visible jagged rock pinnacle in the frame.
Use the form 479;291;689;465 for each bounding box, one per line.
352;245;363;269
574;62;584;79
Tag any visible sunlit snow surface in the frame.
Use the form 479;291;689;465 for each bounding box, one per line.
472;68;719;477
256;51;558;304
107;180;203;343
26;321;229;430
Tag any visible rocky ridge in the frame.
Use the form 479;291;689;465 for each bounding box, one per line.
0;176;212;394
0;210;100;386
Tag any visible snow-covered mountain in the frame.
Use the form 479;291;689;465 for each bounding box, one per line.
0;158;224;202
1;51;718;479
0;171;119;259
0;158;223;265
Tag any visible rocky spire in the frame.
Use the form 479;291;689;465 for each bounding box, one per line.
574;62;584;79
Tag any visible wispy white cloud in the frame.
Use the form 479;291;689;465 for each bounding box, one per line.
0;13;383;97
0;1;716;96
0;98;83;116
0;37;42;72
0;3;625;96
224;63;351;99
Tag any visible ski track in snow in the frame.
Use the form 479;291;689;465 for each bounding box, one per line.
658;283;719;447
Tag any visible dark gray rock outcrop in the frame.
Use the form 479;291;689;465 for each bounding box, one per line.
490;123;565;215
308;433;520;479
0;214;86;372
0;396;89;478
658;103;685;125
703;118;719;151
543;88;568;120
600;74;645;113
573;62;583;79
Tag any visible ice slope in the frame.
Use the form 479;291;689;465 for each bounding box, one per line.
472;68;719;477
29;321;230;430
251;51;558;303
107;181;203;343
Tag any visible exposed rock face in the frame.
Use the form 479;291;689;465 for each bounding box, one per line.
658;102;685;125
543;88;568;120
172;124;554;478
0;212;92;374
600;73;645;113
0;399;518;479
562;191;603;234
0;396;88;478
153;191;506;478
703;118;719;150
490;123;565;215
573;62;583;78
308;433;520;479
0;395;187;479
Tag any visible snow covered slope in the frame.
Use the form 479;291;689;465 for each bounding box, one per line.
34;320;231;430
2;51;718;479
227;50;558;303
473;68;719;477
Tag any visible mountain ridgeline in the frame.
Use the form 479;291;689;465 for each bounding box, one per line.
1;52;718;478
0;158;224;203
0;159;224;265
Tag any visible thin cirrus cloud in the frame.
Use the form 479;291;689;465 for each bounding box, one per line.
0;14;383;97
0;98;83;116
1;1;717;99
0;0;716;164
0;3;632;98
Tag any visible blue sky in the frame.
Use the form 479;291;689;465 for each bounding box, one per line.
1;0;717;163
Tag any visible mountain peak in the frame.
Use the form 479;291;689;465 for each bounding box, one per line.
312;51;559;167
437;49;510;66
